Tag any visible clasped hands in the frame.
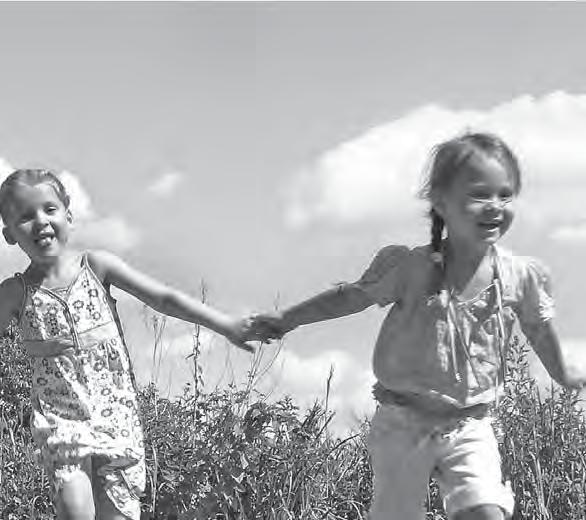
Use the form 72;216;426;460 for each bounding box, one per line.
238;312;289;346
226;312;292;353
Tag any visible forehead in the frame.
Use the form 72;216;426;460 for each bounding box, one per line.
2;183;65;218
455;153;514;187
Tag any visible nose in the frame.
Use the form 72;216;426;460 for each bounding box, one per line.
32;210;50;228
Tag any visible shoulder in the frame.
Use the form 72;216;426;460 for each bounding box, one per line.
0;275;25;325
85;249;126;284
371;244;417;263
0;275;24;299
495;246;552;294
363;244;414;274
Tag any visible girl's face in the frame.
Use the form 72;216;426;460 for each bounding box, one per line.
433;153;516;253
2;183;72;265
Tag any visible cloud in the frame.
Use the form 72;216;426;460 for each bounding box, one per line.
57;171;141;253
58;170;95;221
128;313;376;434
285;91;586;234
253;347;376;433
0;158;13;181
0;164;141;273
71;215;141;252
146;171;184;198
550;223;586;244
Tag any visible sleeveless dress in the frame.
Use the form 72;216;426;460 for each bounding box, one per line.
17;254;145;519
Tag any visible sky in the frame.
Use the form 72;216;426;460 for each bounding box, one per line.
1;2;586;433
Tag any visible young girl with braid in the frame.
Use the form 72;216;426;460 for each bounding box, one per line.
0;169;255;520
249;132;584;520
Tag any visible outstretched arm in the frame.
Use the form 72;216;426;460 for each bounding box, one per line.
249;283;375;341
525;320;582;389
88;250;254;352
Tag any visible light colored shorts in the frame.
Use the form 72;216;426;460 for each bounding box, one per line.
367;403;514;520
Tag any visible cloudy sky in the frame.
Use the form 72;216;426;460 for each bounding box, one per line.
1;3;586;433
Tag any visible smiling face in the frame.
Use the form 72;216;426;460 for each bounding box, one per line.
2;182;73;266
433;152;516;254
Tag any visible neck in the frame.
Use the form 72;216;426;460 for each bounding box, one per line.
444;239;490;268
27;250;78;281
443;239;492;292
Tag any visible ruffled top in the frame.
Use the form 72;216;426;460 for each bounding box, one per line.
353;244;554;408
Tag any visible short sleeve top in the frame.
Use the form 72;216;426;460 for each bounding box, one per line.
353;244;554;408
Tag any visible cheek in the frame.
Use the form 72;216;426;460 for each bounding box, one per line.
502;207;515;229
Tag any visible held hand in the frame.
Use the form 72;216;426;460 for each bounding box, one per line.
247;312;289;343
23;338;77;358
224;317;257;353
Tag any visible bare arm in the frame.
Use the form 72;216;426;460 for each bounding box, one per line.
525;320;581;389
280;283;375;332
88;250;254;352
249;283;375;341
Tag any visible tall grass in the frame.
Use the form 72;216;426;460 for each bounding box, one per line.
2;324;586;519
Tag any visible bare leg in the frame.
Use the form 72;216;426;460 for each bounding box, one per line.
453;504;505;520
54;460;95;520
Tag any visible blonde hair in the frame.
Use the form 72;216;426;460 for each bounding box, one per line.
0;169;70;222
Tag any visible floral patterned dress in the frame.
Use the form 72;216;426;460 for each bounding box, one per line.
17;254;145;519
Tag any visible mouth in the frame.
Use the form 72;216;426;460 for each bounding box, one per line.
34;233;56;247
478;221;502;233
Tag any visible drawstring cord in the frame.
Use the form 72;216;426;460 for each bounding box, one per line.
444;246;507;397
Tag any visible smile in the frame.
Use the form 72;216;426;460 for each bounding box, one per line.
478;221;501;230
35;235;55;246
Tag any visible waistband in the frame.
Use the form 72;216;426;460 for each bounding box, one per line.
372;383;492;421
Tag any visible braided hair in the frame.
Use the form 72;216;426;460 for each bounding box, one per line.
419;132;522;291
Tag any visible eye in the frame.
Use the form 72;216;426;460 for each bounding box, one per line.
18;211;34;223
498;189;514;203
467;188;492;202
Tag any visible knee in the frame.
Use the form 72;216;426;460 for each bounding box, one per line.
55;470;95;520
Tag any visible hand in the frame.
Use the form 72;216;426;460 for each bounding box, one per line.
23;338;77;358
246;312;289;343
223;317;257;354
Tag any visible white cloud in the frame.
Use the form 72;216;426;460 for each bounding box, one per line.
0;158;13;182
59;170;95;221
253;347;376;434
0;164;141;272
57;171;141;252
550;223;586;244
146;171;184;198
129;316;376;434
286;91;586;232
70;215;141;253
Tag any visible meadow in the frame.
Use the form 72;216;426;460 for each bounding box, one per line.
2;320;586;519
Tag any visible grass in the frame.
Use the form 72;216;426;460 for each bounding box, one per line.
2;321;586;519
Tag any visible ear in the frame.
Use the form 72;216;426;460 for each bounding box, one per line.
430;196;447;220
66;208;73;224
2;226;16;245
